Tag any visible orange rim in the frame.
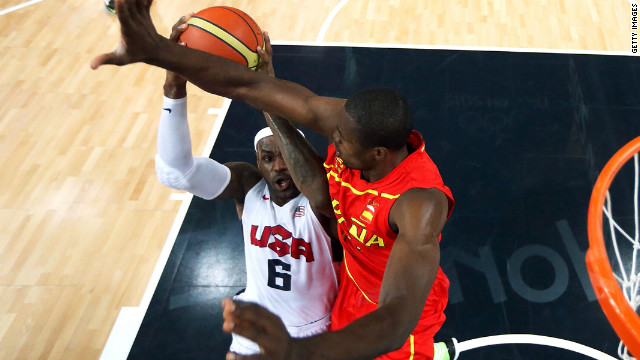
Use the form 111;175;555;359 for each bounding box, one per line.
586;135;640;359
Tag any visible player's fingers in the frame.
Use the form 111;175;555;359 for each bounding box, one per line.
222;312;236;334
132;0;147;16
226;351;265;360
90;52;116;69
221;297;236;319
222;300;275;341
263;31;273;55
171;13;191;31
221;297;233;307
169;23;188;42
257;46;269;65
234;300;282;325
115;0;134;29
222;297;242;333
256;36;274;76
119;0;147;24
138;0;154;25
228;321;271;349
171;13;192;33
232;301;286;337
258;32;272;60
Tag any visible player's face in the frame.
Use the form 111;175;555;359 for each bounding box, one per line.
332;114;375;170
256;136;301;202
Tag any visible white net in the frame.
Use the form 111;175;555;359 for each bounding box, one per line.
602;152;640;360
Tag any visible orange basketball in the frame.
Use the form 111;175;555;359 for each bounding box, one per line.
179;7;264;70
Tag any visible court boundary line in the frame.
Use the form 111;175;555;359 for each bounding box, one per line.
99;98;231;360
317;0;350;43
138;98;231;310
456;334;617;360
0;0;42;16
272;40;635;56
99;42;633;359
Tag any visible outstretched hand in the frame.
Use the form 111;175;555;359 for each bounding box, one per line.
222;298;295;360
90;0;164;69
255;31;275;77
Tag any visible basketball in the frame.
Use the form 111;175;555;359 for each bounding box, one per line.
179;7;264;70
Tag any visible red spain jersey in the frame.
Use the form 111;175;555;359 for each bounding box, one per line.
325;130;454;359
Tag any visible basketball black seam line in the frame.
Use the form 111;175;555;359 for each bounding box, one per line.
189;21;250;66
191;15;255;53
218;7;260;48
189;18;250;58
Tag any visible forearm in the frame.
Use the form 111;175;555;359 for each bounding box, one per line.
163;78;186;99
157;96;193;172
152;41;251;97
155;96;231;199
293;237;441;359
151;41;305;115
149;40;337;136
293;303;410;360
264;113;333;216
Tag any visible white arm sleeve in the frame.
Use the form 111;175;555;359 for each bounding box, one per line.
155;96;231;200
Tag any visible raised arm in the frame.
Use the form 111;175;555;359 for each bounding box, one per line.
91;0;342;138
222;188;449;359
264;113;337;238
154;15;261;213
254;33;336;234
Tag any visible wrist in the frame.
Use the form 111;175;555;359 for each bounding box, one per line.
162;96;187;105
144;36;173;65
163;83;187;99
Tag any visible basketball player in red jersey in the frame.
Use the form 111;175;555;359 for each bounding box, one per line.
91;1;455;359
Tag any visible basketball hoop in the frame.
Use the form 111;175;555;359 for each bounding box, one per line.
587;136;640;360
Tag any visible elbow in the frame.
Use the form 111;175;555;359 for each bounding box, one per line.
378;305;422;353
386;326;414;353
156;170;187;191
374;328;412;356
226;87;246;101
155;155;189;190
228;75;261;102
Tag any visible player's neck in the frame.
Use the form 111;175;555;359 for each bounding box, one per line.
270;190;301;207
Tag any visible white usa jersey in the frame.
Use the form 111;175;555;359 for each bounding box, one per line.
231;179;338;355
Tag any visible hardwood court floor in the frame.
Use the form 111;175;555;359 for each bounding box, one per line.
0;0;632;359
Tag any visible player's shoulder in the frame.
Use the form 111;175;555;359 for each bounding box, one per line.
393;188;448;217
226;161;259;173
225;161;263;196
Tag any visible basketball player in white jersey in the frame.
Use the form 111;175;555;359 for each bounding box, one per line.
153;17;340;355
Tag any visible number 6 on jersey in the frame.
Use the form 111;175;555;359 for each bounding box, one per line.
267;259;291;291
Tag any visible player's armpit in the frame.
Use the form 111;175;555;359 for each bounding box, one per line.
219;162;262;200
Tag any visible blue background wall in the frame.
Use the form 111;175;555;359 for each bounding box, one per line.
128;45;640;359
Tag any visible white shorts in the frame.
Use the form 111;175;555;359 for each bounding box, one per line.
229;294;331;355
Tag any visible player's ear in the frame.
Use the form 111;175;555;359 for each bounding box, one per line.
373;146;388;162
